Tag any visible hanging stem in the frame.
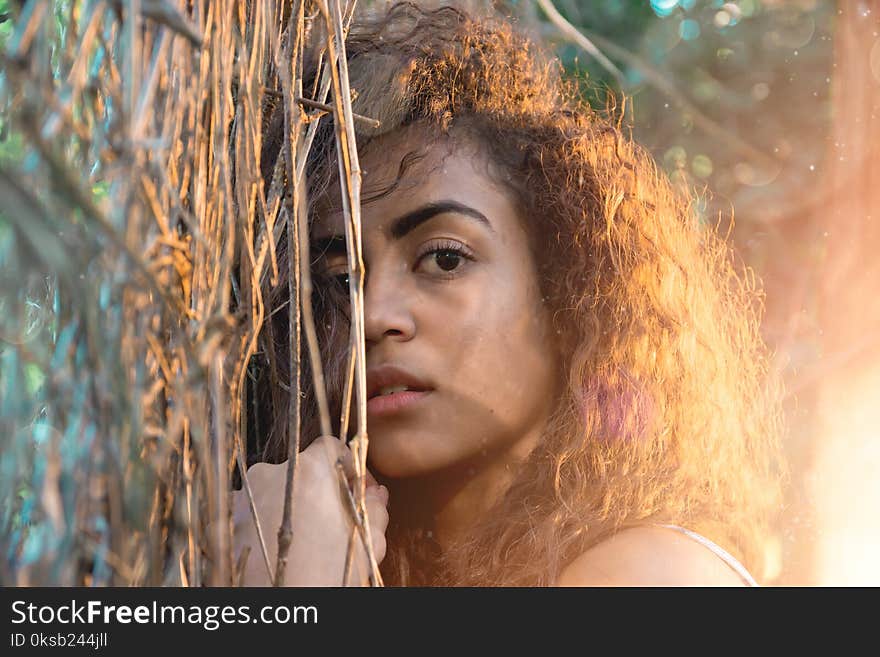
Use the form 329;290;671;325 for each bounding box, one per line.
274;0;306;587
317;0;382;586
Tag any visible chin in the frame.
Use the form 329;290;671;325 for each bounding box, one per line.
365;427;461;480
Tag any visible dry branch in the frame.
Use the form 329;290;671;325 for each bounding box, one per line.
0;0;386;588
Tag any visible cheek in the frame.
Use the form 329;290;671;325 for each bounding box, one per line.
440;281;556;423
496;304;556;405
366;276;556;477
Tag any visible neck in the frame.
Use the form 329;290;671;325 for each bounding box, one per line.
401;422;544;552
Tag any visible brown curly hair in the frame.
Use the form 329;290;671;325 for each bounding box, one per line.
252;1;785;586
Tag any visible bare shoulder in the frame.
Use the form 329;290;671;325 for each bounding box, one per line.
556;526;748;587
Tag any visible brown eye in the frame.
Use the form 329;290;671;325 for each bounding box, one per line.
434;250;461;271
415;240;474;276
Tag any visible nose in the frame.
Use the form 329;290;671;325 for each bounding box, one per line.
363;263;416;347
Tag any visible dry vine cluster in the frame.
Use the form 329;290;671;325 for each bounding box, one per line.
0;0;390;587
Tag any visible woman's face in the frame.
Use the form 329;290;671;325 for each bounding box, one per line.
314;128;560;479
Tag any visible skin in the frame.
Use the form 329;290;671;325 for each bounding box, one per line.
557;526;746;586
232;435;389;586
233;126;747;586
314;127;560;548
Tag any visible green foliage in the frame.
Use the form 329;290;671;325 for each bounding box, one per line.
0;129;25;165
540;1;833;240
554;0;660;91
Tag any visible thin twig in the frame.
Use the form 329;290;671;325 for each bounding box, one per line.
342;525;357;586
295;143;334;438
109;0;203;47
535;0;625;88
274;0;306;587
295;95;381;129
335;461;384;586
579;26;780;172
339;343;356;440
291;6;334;440
211;352;230;586
319;0;382;586
235;449;275;583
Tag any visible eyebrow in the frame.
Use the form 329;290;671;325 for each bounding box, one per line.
311;200;493;259
388;200;493;239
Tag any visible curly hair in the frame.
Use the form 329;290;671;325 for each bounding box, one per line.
252;2;786;586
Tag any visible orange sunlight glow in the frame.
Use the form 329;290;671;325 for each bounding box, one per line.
812;366;880;585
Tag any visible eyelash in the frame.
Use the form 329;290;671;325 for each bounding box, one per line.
323;239;475;291
414;239;475;277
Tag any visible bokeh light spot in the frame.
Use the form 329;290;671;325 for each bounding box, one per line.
751;82;770;100
679;19;701;41
664;145;687;169
692;154;714;179
650;0;680;18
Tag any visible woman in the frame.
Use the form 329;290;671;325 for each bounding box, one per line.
234;2;784;586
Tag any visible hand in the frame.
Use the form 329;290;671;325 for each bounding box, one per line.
233;435;389;586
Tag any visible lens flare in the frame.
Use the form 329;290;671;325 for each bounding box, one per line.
812;367;880;585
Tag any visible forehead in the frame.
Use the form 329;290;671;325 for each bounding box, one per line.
313;126;518;237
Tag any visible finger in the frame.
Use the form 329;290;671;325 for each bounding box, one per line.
331;438;375;488
372;532;387;565
311;434;356;479
342;442;375;486
365;494;390;532
364;497;389;564
365;483;389;506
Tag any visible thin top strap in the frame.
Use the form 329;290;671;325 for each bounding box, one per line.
654;523;759;587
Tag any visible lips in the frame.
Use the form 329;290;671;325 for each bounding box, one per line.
365;364;434;418
366;364;433;401
366;389;431;417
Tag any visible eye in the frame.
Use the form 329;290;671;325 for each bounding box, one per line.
316;263;350;294
318;253;352;293
325;271;351;296
415;240;475;276
433;249;462;271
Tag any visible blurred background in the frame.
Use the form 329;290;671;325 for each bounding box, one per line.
518;0;880;586
1;0;877;585
549;0;878;586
